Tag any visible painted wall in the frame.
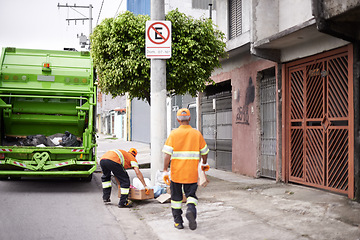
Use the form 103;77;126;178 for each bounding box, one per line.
252;0;313;41
212;56;276;177
166;0;216;21
278;0;312;32
281;34;349;62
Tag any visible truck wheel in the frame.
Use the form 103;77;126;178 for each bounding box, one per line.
81;174;92;182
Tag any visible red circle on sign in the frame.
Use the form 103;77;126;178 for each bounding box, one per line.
147;22;170;45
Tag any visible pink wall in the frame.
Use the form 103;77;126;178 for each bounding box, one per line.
212;58;276;177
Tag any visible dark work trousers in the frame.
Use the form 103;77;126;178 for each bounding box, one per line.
100;159;130;206
170;181;198;224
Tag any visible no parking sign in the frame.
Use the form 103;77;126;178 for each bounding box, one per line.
145;21;172;59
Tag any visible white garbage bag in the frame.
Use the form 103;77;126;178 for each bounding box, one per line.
132;177;151;189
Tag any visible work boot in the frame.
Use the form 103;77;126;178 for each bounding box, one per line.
118;199;133;208
174;222;184;229
186;210;197;230
103;198;111;203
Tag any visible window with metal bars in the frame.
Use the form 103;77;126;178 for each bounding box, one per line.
229;0;242;39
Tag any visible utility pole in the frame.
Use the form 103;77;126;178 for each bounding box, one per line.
150;0;167;184
58;3;93;48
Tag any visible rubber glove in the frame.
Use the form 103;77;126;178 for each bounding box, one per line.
201;162;210;172
145;186;150;195
163;171;170;185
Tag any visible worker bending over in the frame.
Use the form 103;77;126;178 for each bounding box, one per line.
100;148;149;208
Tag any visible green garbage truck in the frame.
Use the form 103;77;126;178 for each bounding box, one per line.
0;47;97;181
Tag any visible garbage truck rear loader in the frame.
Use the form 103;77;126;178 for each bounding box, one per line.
0;48;97;181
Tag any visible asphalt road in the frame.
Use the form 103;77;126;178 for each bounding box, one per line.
0;176;127;240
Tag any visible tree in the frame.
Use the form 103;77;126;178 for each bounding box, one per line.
91;9;227;104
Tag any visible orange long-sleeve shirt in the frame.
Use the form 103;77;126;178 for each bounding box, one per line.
100;149;139;169
162;125;209;183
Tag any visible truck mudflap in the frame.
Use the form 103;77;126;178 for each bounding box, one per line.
0;151;96;177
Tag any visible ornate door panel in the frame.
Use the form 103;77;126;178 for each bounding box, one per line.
286;46;354;198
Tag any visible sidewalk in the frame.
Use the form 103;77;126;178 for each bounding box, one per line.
95;134;360;240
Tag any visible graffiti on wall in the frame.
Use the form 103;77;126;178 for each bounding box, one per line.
236;77;255;125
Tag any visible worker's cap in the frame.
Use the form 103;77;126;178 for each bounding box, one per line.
129;148;137;157
176;108;191;121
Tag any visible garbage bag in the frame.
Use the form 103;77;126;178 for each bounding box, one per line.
153;185;167;198
47;133;66;146
60;131;80;147
20;134;47;146
133;177;151;189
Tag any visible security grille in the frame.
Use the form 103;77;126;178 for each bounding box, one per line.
201;92;232;171
286;46;354;198
260;77;276;178
229;0;242;39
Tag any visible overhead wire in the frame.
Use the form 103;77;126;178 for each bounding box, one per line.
96;0;105;25
70;6;87;18
114;0;124;18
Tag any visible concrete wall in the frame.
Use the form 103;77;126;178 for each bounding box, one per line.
252;0;313;41
278;0;312;31
322;0;360;19
281;34;349;62
165;0;216;21
252;0;279;41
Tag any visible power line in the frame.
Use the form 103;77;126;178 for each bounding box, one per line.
70;6;87;18
96;0;105;25
114;0;124;18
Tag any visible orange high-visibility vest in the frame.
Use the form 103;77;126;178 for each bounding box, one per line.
163;125;209;183
100;149;139;169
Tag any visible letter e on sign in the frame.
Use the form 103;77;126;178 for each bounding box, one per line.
145;21;172;59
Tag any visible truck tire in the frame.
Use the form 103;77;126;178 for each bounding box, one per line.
81;174;93;182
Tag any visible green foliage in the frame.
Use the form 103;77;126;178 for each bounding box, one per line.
91;9;227;104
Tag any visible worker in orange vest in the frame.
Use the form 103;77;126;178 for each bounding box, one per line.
162;108;210;230
100;148;149;208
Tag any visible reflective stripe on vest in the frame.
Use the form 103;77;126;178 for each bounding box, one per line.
112;149;125;166
131;161;139;168
172;151;200;160
200;144;210;155
102;181;112;188
121;188;130;195
186;196;198;206
171;200;183;209
162;145;173;155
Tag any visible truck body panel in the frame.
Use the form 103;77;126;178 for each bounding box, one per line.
0;48;97;180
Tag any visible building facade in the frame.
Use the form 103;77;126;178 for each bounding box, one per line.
209;0;360;199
